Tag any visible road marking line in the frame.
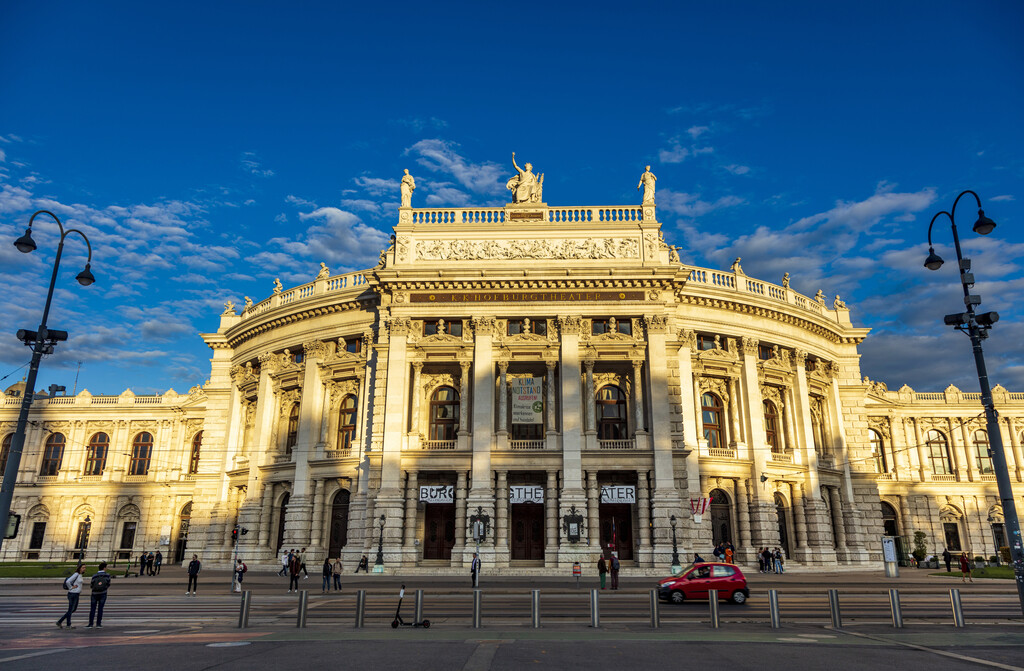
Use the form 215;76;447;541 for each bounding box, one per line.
0;648;67;664
840;630;1024;671
462;642;500;671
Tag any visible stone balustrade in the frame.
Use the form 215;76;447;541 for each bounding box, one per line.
239;270;368;322
406;205;647;225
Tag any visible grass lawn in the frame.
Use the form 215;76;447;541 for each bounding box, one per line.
0;562;85;578
930;566;1014;580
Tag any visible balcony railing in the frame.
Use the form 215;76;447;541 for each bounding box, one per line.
931;474;957;482
423;440;457;450
324;449;352;459
598;439;636;450
875;472;895;481
123;474;148;483
707;447;737;459
769;451;793;464
509;440;546;450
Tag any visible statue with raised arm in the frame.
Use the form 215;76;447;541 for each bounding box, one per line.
506;152;543;204
400;169;416;208
637;165;657;204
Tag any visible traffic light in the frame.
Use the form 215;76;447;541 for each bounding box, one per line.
231;527;239;541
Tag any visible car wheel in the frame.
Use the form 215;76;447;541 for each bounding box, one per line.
731;590;747;605
670;590;685;605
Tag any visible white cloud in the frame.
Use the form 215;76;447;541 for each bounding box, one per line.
340;199;382;215
353;176;397;197
240;152;274;177
658;143;688;164
990;195;1015;202
405;139;504;193
687;125;709;139
658;188;744;218
724;164;750;175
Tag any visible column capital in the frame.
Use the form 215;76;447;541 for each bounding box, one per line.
498;360;509;374
741;336;759;357
411;361;423;372
546;360;556;371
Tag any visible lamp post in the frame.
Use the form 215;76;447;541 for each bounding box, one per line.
669;514;681;572
0;211;95;554
80;515;92;562
373;513;386;573
924;190;1024;615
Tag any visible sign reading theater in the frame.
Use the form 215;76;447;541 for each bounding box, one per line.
412;291;645;303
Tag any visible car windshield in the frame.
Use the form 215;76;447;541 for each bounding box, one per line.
672;563;696;578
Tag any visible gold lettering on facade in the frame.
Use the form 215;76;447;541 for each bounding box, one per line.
409;291;646;303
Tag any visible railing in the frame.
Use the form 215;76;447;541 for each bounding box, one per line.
707;447;737;459
876;473;895;481
123;474;148;483
239;270;369;322
180;473;197;481
509;440;545;450
963;393;981;400
769;451;793;464
324;449;352;459
36;475;58;484
134;396;163;405
423;440;457;450
598;439;635;450
915;393;945;400
273;454;293;464
46;396;75;405
931;474;957;482
1010;393;1024;400
91;396;118;405
980;474;997;481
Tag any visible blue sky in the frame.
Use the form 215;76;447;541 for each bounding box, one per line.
0;1;1021;396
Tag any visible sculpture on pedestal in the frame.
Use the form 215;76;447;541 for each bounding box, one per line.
637;165;657;204
400;169;416;208
506;152;544;204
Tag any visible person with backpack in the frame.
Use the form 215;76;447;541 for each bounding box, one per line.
610;553;620;590
186;554;201;595
57;563;84;629
85;562;111;628
597;553;607;589
233;558;247;592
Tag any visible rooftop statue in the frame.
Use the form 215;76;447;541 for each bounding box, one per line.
273;278;283;294
400;169;416;208
317;262;330;279
730;257;744;275
637;165;657;204
506;152;544;204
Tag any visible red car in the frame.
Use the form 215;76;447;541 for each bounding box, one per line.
658;562;750;605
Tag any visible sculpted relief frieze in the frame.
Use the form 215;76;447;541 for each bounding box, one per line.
414;237;640;261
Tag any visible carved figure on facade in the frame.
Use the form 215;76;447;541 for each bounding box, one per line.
187;384;206;401
327;379;358;407
222;301;236;315
278;389;301;418
782;273;790;289
415;236;640;261
669;245;680;263
679;329;697;352
302;340;329;361
760;384;784;408
741;336;759;356
507;153;544;204
867;416;891;439
730;257;744;275
273;278;283;294
637;165;657;204
469;316;495;336
243;296;253;311
814;290;825;305
643;314;669;333
698;376;731;404
400;169;416;208
396;236;409;262
833;295;846;309
317;262;330;280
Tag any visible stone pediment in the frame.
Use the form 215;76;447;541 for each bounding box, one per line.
504;332;549;345
419;333;464;345
592;331;634;343
698;345;737;362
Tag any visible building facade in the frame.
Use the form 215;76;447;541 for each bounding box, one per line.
2;188;1022;571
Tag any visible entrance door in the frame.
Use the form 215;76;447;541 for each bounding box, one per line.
510;503;545;561
277;493;290;551
774;493;791;557
599;503;634;560
423;503;456;560
328;490;350;557
943;522;962;552
174;503;192;563
709;489;732;546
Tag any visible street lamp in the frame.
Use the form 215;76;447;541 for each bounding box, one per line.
669;514;681;572
924;190;1024;615
373;513;386;573
0;211;95;554
80;515;92;562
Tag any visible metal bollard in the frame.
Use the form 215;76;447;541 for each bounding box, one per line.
649;589;660;629
590;588;600;628
473;589;482;629
354;589;366;628
414;589;424;625
768;589;781;629
531;589;541;628
708;590;720;628
297;590;308;628
238;590;252;628
888;588;903;628
950;588;965;628
828;589;842;629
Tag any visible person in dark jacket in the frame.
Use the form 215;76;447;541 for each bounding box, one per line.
943;548;953;572
322;558;333;593
288;553;302;592
597;554;607;589
186;554;201;595
154;551;163;575
86;562;111;628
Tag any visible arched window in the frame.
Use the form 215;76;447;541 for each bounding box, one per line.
40;433;65;476
337;395;357;450
880;501;900;537
85;433;109;476
129;432;153;476
596;385;628;440
972;430;993;474
0;434;11;474
188;431;203;475
869;429;887;473
701;392;726;449
763;400;781;452
926;430;952;475
429;386;459;441
285;404;299;454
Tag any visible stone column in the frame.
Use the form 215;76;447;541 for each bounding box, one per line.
546;360;557;448
899;494;915;546
958;420;976;482
259;482;274;550
557;317;587;565
378;319;412;560
466;318;496;566
740;338;774;551
284;341;328;548
453;470;468;564
403;471;418;558
782;388;797;456
728;377;743;445
735;478;752;562
1005;418;1023;481
828;486;848;560
584;359;596;434
309;479;326;557
587;471;600;549
828;373;865;558
238;354;280;555
545;470;559;567
791;481;807;552
637;471;652;559
458;361;470;438
497;362;508;435
792;351;821;492
495;470;508;564
410;363;423;437
947;418;965;480
632;360;645;434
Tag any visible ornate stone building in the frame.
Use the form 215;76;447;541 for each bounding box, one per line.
2;166;1022;571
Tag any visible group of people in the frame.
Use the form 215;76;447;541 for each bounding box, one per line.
757;547;785;573
321;557;344;592
279;548;310;592
56;562;112;629
942;548;976;583
711;541;735;564
135;550;163;576
596;551;621;590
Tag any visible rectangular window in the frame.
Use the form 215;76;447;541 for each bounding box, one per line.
758;344;774;360
507;319;547;336
592;319;632;336
29;522;46;549
120;522;137;549
697;335;717;351
345;337;362;354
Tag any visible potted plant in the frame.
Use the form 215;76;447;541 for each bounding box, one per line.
912;531;928;568
989;555;1000;567
974;555;986;568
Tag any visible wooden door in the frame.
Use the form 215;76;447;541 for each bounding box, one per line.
423;503;455;560
599;503;634;560
510;503;545;561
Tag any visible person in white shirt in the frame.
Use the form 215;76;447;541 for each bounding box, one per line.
57;563;84;629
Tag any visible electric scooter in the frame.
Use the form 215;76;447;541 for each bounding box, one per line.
391;584;431;628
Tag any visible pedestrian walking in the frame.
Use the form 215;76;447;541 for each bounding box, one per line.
288;552;302;592
233;558;247;592
332;557;343;590
471;552;481;587
186;554;201;595
278;549;289;576
322;557;332;593
154;551;162;575
57;563;84;629
299;548;309;579
85;562;111;628
610;553;620;590
597;553;607;589
959;552;974;583
943;548;953;573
